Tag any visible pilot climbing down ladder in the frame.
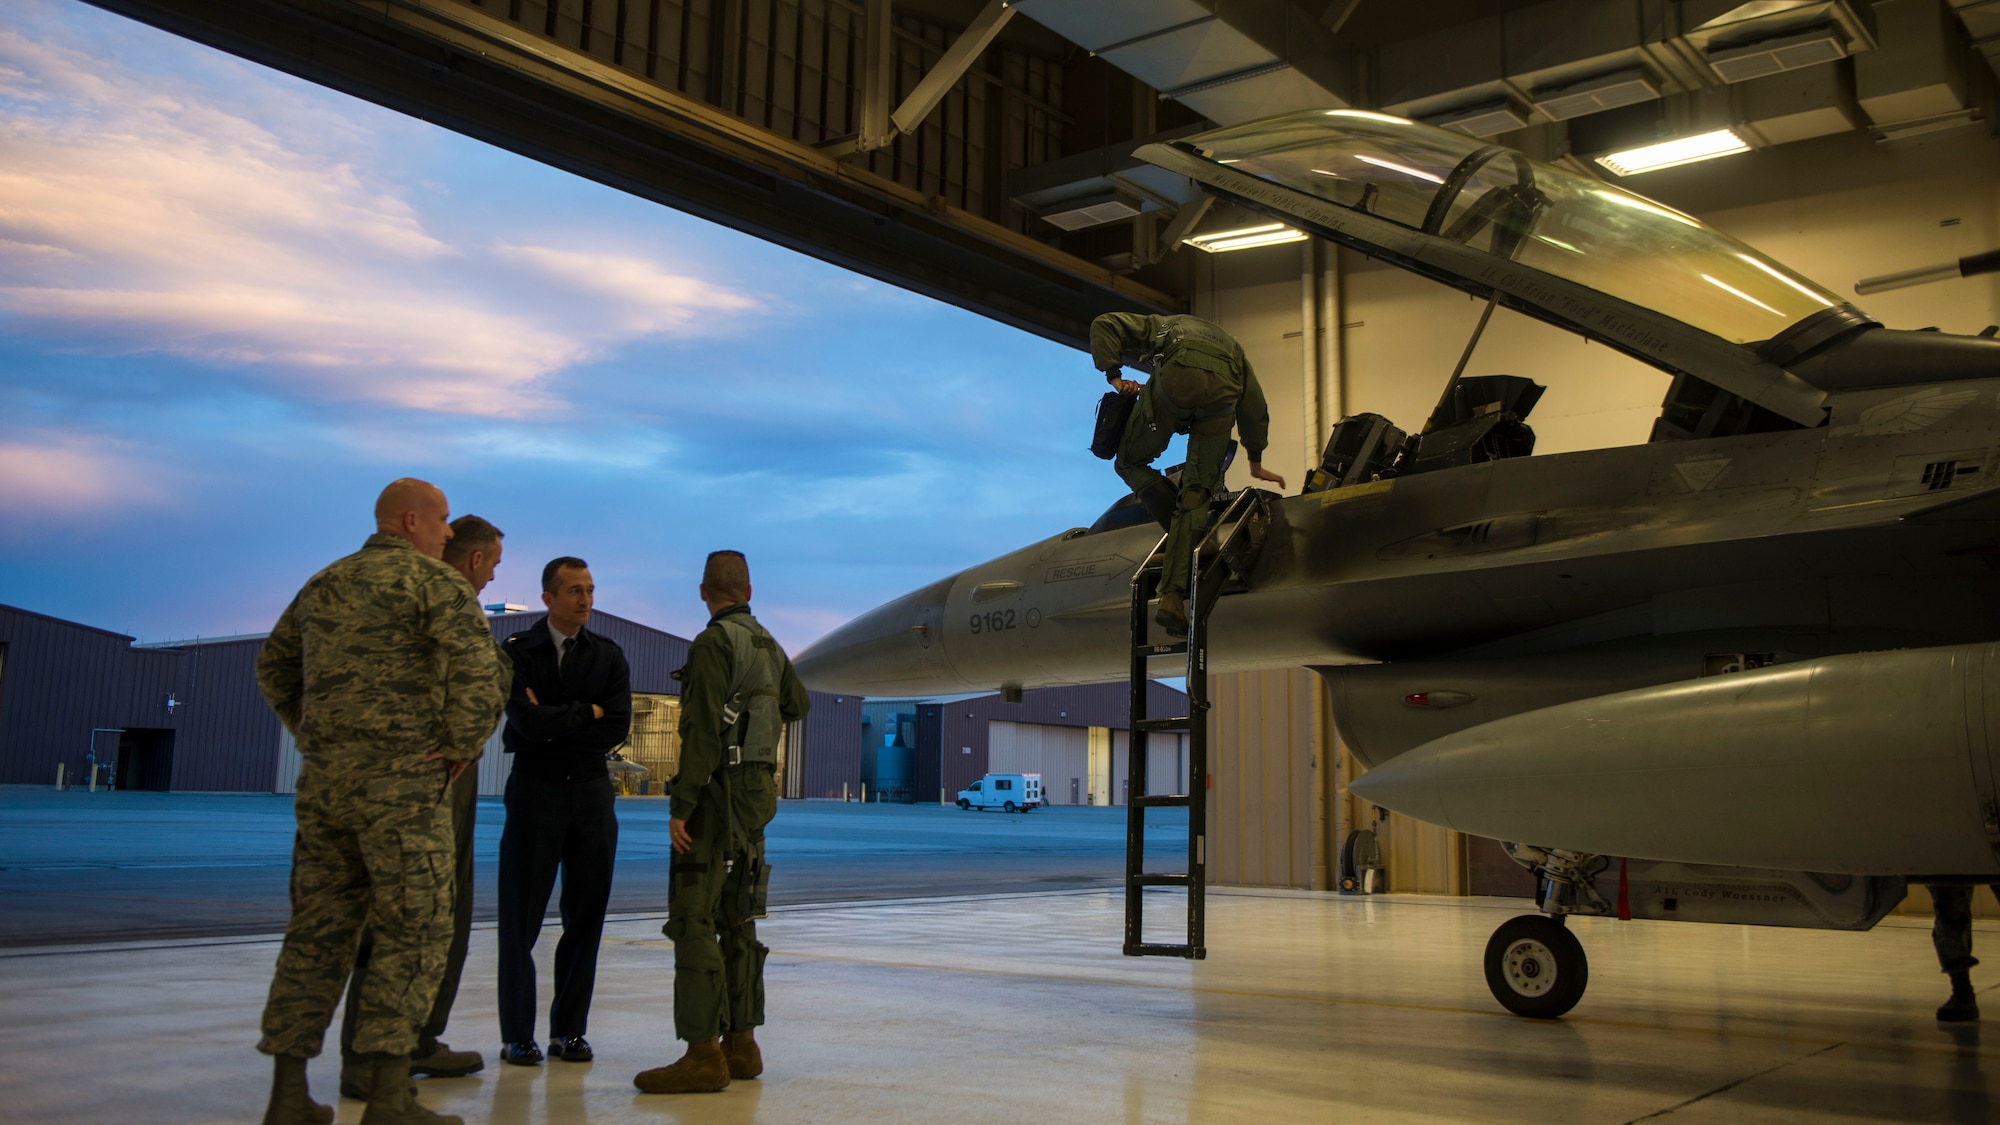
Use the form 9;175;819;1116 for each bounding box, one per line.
1092;312;1284;638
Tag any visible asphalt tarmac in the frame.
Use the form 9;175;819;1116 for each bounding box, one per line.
0;788;1187;946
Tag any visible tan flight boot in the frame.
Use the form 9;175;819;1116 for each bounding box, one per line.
1155;589;1189;639
722;1029;763;1080
358;1055;462;1125
261;1054;334;1125
632;1038;732;1094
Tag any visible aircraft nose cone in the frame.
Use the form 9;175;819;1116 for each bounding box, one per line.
792;574;968;696
1348;747;1450;827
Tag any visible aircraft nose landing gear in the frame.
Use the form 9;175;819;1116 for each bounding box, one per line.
1484;914;1588;1018
1482;844;1605;1018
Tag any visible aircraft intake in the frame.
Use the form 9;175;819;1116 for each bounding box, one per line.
1348;643;2000;877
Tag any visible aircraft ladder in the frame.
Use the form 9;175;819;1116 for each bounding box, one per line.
1122;487;1271;958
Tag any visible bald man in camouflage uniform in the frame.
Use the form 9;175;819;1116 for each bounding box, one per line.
255;479;510;1125
1091;312;1285;638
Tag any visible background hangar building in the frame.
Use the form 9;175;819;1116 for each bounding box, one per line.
68;0;2000;900
0;601;1190;810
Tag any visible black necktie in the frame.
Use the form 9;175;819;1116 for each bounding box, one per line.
558;636;573;671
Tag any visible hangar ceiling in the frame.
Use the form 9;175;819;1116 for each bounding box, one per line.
82;0;2000;349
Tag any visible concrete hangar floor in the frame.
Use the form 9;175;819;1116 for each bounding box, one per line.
4;878;1994;1121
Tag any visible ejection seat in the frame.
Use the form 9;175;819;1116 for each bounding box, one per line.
1302;374;1546;493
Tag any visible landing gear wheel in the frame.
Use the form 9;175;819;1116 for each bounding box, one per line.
957;798;970;810
1484;914;1588;1019
1004;800;1017;813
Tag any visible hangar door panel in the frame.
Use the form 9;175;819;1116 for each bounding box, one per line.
275;728;300;795
474;720;509;797
1110;730;1189;804
988;721;1090;805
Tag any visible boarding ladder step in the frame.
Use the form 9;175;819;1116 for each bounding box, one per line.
1121;488;1273;961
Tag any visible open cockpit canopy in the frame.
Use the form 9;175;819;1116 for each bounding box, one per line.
1186;110;1848;347
1138;112;1876;427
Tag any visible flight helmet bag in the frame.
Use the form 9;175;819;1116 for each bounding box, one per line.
1091;390;1136;460
716;614;784;767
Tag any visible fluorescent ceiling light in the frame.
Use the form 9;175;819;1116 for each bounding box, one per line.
1353;154;1445;184
1594;129;1749;176
1185;223;1310;253
1325;109;1411;125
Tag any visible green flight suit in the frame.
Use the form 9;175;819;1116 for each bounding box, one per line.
665;603;810;1042
255;533;509;1059
1091;312;1271;596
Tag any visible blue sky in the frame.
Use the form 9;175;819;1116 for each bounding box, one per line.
0;1;1130;651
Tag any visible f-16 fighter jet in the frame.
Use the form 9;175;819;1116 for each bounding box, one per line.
795;110;2000;1019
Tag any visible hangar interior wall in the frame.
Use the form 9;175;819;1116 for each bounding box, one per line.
1193;127;2000;900
1210;667;1329;891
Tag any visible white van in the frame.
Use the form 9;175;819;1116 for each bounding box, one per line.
956;773;1042;812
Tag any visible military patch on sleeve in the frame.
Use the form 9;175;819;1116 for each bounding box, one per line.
450;590;466;609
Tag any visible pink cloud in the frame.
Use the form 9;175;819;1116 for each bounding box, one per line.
0;435;163;519
0;13;758;419
498;245;762;333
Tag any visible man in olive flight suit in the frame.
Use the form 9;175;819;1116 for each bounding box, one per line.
255;479;510;1125
634;550;810;1095
1929;883;2000;1021
1092;312;1286;638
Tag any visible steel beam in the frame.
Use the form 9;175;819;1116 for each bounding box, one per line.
82;0;1177;348
888;0;1015;137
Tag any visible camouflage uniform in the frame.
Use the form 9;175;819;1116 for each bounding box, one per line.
666;604;809;1042
1931;884;2000;973
1091;312;1270;596
338;763;479;1064
256;532;509;1059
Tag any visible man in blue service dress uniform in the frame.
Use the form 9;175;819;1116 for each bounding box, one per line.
495;556;632;1065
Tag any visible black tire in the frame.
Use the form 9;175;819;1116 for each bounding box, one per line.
957;798;970;810
1004;800;1017;813
1483;914;1588;1019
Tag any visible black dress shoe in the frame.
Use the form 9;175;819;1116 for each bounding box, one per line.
547;1036;593;1062
500;1041;543;1066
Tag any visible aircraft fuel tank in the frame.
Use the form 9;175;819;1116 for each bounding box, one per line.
1348;643;2000;877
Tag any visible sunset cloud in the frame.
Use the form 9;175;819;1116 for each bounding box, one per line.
0;434;163;519
498;245;762;333
0;13;757;418
0;2;1095;654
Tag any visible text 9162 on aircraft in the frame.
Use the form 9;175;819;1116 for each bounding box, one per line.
794;111;2000;1018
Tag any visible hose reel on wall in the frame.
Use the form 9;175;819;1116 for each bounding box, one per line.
1338;829;1387;894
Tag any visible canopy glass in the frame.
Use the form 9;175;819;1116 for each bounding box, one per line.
1185;111;1851;347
